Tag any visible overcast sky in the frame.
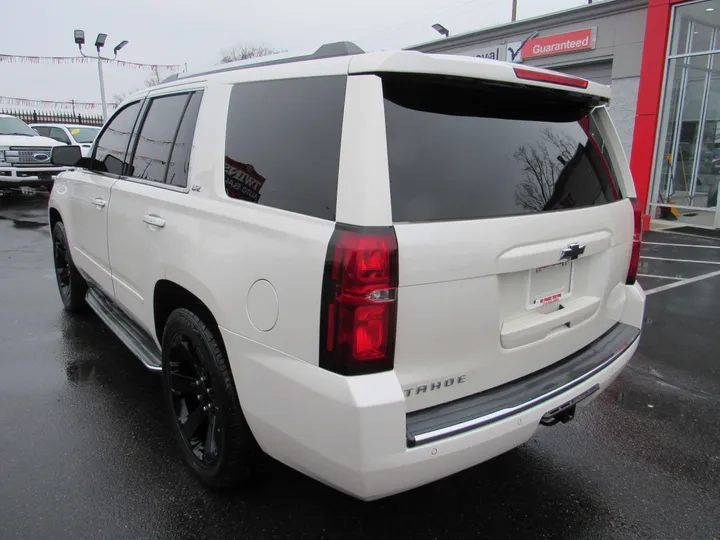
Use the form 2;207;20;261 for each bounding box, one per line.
1;0;605;110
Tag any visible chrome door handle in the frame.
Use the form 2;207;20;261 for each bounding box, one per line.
143;214;166;228
92;197;107;208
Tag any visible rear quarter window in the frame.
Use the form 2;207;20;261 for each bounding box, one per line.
382;75;622;222
224;76;347;220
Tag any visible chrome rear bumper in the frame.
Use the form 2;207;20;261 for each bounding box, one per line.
406;323;641;447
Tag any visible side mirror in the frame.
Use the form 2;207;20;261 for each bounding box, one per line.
51;145;82;167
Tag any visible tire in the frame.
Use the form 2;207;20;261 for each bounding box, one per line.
52;221;87;312
161;308;258;488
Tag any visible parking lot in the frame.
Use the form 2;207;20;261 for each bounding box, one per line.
0;193;718;540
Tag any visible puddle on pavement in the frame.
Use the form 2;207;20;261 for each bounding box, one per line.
0;215;47;230
10;219;47;230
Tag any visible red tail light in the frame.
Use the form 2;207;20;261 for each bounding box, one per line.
627;198;642;285
320;225;398;375
513;67;589;89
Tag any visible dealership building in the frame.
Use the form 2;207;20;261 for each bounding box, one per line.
410;0;720;230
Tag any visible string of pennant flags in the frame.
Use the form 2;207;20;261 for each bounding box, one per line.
0;53;181;71
105;126;187;147
0;95;118;111
0;53;183;112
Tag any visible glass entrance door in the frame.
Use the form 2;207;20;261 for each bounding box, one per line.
650;0;720;228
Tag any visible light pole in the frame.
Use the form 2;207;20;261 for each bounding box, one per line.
74;30;128;121
432;23;450;38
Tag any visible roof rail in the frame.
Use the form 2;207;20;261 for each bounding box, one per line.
171;41;364;82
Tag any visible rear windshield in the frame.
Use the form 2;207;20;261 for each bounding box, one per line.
382;75;622;222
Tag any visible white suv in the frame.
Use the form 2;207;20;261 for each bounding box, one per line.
48;42;645;500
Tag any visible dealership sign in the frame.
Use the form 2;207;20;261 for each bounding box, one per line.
470;28;595;63
523;28;596;59
224;156;266;203
473;42;524;62
474;45;503;60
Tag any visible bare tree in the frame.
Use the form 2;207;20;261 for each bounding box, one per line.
513;129;579;212
144;67;162;87
114;44;278;105
112;90;131;105
112;68;166;105
219;43;282;63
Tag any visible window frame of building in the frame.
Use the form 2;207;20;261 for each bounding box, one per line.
649;0;720;228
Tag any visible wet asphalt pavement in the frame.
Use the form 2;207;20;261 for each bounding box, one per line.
0;194;718;540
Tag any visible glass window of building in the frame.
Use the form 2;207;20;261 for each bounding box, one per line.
650;0;720;228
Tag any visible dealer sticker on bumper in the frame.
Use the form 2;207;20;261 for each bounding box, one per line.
528;261;572;309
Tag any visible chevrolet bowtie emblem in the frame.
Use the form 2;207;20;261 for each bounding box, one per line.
559;242;586;261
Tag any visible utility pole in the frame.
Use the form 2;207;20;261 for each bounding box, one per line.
512;0;518;22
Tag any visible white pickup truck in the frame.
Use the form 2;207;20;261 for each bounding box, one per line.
0;114;66;190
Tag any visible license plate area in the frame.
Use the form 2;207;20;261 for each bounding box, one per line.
528;261;572;309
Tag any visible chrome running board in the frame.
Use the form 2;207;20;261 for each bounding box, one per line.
86;288;162;371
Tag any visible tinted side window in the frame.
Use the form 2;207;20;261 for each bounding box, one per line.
34;126;50;137
50;127;70;144
165;91;202;188
224;76;346;220
128;94;189;183
94;101;142;175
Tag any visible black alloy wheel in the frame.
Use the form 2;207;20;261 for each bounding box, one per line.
162;308;258;487
168;333;223;467
51;221;87;312
53;234;71;298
